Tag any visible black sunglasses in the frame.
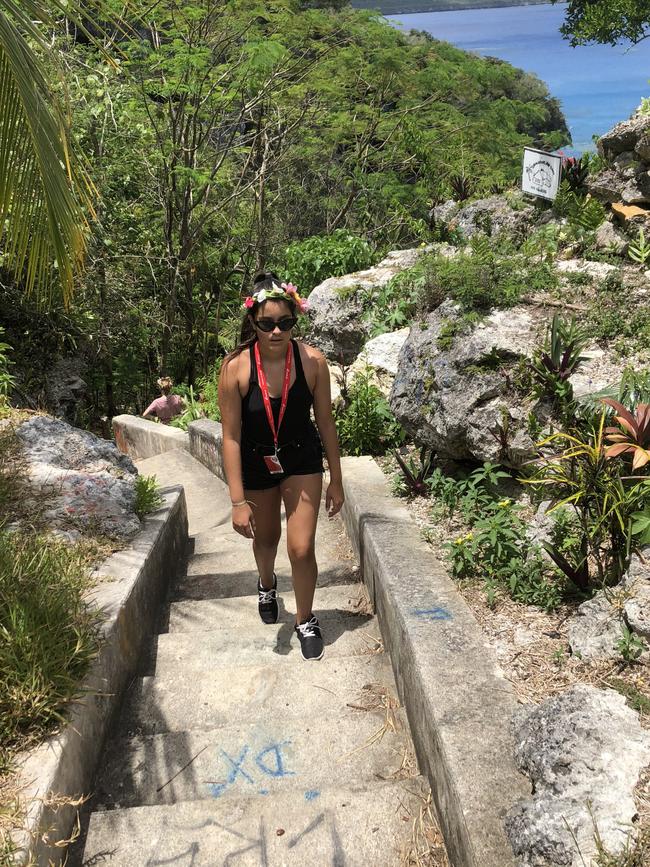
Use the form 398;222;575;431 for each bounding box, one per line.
254;317;297;333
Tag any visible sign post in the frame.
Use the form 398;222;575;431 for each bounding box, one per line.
521;147;562;200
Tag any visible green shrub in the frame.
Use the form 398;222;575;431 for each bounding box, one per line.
415;239;557;315
335;368;403;456
134;475;164;518
0;533;100;761
282;230;375;293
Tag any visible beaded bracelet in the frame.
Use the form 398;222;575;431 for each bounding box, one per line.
231;499;248;507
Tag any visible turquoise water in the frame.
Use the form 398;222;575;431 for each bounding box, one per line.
388;3;650;153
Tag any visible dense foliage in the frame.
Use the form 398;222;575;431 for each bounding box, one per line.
0;0;567;423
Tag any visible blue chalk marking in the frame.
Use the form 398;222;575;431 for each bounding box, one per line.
255;741;296;778
221;746;255;784
304;790;320;801
411;606;452;621
258;789;270;795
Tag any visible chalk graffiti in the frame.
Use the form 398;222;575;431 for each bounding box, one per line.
411;606;452;621
304;790;320;801
208;740;295;798
177;811;345;866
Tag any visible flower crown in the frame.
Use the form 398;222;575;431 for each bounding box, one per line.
243;282;309;314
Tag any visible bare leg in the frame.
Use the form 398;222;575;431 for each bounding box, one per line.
281;474;323;623
245;486;282;589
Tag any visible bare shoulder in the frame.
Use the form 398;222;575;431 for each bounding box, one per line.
296;340;326;366
221;348;251;396
295;340;325;391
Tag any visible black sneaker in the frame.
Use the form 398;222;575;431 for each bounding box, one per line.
294;615;324;661
257;573;279;624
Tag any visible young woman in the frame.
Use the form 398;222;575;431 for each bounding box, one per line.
218;272;344;661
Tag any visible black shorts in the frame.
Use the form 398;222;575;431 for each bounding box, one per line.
241;434;324;491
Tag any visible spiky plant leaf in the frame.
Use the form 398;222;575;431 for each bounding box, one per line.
0;0;102;305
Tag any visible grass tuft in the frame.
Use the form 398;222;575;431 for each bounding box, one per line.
0;532;101;763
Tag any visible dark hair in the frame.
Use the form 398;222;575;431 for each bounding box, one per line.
223;271;297;365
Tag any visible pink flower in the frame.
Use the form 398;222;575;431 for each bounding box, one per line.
299;300;309;312
244;297;255;309
282;282;298;295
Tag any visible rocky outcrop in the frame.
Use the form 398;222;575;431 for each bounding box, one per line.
566;595;625;661
588;113;650;230
506;685;650;866
432;193;535;240
45;357;88;424
307;245;452;364
388;292;627;466
17;415;140;539
389;300;551;465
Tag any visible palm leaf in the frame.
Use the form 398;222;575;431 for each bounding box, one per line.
0;0;106;305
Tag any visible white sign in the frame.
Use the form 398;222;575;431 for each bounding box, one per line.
521;147;562;200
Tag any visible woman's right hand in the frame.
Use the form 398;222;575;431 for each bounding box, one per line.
232;502;255;539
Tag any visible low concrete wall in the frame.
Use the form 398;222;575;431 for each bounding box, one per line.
14;488;189;866
340;456;528;867
113;414;189;460
188;418;225;482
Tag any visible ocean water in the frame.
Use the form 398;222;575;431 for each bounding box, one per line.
387;3;650;153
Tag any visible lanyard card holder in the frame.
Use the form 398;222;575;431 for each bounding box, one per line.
263;452;284;474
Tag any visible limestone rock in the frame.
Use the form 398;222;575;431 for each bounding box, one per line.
587;167;650;205
45;357;88;424
389;300;548;465
431;199;460;229
554;258;618;281
623;549;650;640
635;132;650;161
308;246;434;364
505;685;650;866
438;193;535;240
597;113;650;160
353;328;409;377
566;594;624;661
594;221;629;256
17;415;140;539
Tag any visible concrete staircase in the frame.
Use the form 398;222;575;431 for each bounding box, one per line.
74;450;428;865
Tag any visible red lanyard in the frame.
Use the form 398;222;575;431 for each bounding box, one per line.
254;341;292;453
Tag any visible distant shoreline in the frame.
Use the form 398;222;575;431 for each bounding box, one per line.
352;0;553;14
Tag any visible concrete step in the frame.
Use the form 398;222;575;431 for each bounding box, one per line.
135;450;231;538
148;617;383;675
118;655;395;737
81;779;428;866
177;521;357;602
94;710;412;809
166;583;372;634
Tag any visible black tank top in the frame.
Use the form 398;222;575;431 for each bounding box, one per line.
241;339;317;448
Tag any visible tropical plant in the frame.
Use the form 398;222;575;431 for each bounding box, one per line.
530;313;588;407
449;172;473;202
602;398;650;470
627;228;650;265
393;446;435;497
561;154;590;192
0;0;102;303
523;412;649;588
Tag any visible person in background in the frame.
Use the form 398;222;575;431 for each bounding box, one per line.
142;377;184;425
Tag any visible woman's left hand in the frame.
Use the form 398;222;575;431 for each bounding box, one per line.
325;480;344;517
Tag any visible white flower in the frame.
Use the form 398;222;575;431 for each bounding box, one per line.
256;289;267;303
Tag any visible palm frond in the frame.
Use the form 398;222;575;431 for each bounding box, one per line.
0;0;101;304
